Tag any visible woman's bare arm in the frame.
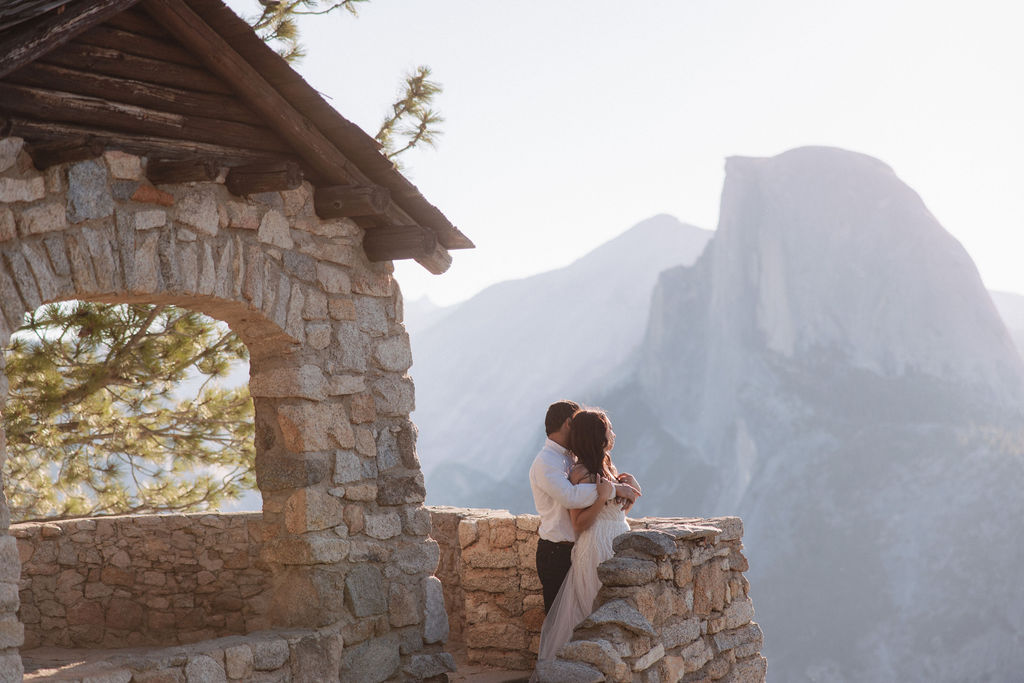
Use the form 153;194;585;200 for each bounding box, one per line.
568;465;612;535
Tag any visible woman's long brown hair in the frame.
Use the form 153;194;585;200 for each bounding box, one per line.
569;409;613;478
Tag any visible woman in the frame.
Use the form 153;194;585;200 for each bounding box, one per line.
534;408;638;664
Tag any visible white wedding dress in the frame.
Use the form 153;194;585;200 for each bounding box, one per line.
535;498;630;662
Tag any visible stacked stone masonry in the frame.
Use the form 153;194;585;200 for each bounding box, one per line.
429;508;766;683
13;513;270;650
0;139;451;682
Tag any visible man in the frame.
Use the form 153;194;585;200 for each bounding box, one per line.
528;400;640;613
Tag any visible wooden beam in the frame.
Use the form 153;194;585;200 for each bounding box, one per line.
415;241;454;275
40;41;231;94
6;62;261;126
146;157;219;184
23;135;105;170
363;225;438;263
225;161;302;196
0;82;290;153
0;0;141;79
75;24;202;66
3;117;294;168
314;185;390;219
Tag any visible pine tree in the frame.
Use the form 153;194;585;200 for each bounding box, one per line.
3;303;254;521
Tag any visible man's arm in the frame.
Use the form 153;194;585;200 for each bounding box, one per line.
531;455;602;509
570;474;614;534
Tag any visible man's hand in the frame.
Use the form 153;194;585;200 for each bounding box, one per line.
613;482;640;512
617;472;642;496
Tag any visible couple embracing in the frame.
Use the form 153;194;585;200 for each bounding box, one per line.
528;400;642;665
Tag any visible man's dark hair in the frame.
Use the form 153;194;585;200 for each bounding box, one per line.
545;400;581;436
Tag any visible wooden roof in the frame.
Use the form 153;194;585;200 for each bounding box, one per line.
0;0;472;273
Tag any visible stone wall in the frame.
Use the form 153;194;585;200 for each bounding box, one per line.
428;507;544;670
429;507;766;682
13;513;270;650
0;138;450;682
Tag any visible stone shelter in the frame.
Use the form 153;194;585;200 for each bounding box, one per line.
0;2;768;681
0;0;472;680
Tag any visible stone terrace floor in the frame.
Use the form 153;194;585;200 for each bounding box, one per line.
20;644;533;682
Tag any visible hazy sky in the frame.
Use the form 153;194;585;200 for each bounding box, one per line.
231;1;1024;305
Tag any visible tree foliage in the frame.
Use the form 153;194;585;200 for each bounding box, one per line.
3;303;254;521
246;0;443;163
376;66;444;163
250;0;368;63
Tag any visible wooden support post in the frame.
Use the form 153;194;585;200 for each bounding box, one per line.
363;225;438;263
24;136;105;170
146;157;219;184
415;241;454;275
314;185;390;218
225;161;302;196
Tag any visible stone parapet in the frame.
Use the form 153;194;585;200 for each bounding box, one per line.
428;508;766;682
12;513;269;650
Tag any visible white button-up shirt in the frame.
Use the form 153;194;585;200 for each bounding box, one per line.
529;438;599;543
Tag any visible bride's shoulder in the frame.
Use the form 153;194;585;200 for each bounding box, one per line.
568;463;592;484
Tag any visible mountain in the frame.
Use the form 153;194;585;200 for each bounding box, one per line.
409;215;712;503
598;147;1024;681
991;290;1024;357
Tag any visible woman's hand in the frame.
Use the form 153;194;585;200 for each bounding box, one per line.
596;475;614;501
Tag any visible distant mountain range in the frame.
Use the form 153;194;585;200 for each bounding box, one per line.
406;148;1024;682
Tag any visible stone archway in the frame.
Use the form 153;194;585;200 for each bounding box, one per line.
0;146;447;680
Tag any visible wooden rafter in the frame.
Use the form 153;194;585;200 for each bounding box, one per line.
24;135;104;169
2;117;294;168
314;185;391;219
0;0;142;78
363;225;438;262
0;82;288;153
225;161;302;196
146;157;219;184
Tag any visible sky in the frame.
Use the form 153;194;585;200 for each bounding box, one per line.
230;0;1024;306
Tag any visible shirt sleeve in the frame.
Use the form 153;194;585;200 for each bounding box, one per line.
533;455;599;509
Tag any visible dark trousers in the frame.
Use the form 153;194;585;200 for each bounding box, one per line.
536;538;574;613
